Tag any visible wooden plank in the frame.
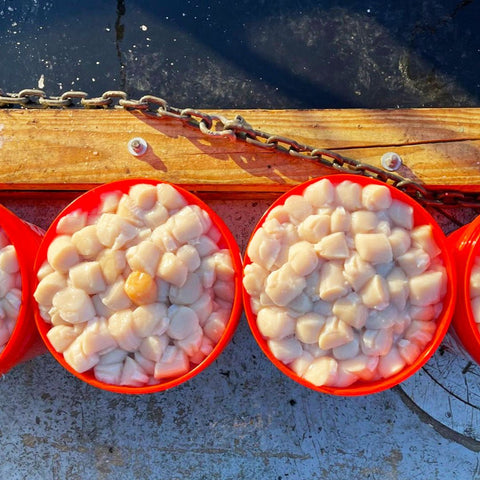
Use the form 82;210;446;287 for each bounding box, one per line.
0;108;479;195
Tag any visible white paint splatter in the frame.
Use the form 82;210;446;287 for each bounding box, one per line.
140;25;148;31
38;74;45;89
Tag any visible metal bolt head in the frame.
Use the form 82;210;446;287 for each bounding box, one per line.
128;137;148;156
381;152;402;171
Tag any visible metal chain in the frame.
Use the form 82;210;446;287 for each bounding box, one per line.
1;88;479;216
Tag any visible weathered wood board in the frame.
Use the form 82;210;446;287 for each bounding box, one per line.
0;108;479;197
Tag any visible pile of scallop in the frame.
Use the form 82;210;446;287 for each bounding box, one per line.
243;178;447;388
0;228;22;353
34;183;236;387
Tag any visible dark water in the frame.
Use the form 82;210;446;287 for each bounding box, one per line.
0;0;479;108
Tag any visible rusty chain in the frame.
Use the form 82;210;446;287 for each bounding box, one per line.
1;88;479;219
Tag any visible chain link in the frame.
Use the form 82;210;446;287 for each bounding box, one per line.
1;89;479;213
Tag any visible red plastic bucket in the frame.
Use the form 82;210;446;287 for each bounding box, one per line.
0;204;44;374
447;216;480;364
34;179;243;393
243;174;456;396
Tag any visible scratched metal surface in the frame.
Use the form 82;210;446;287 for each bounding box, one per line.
400;341;480;444
2;0;480;478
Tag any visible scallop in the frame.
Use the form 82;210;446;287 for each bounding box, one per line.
377;347;405;378
157;252;188;288
170;206;205;243
108;310;141;352
176;325;203;357
139;334;169;362
100;278;132;311
355;233;393;265
397;248;431;277
298;214;330;243
330;207;351;233
192;235;219;257
315;232;349;260
120;357;149;386
69;261;106;295
284;195;313;223
360;275;390;310
318;261;349;302
257;306;295;340
343;253;375;292
94;361;123;385
268;337;303;364
126;241;162;276
302;356;338;387
116;194;145;226
156;183;187;211
388;228;411;258
398;339;421;364
80;317;117;356
0;245;19;274
167;305;199;340
64;336;100;373
71;225;103;259
151;224;178;253
332;293;368;329
247;227;281;271
332;334;360;360
96;213;138;250
335;181;362;211
409;270;445;307
47;236;80;273
176;244;201;272
288;241;318;277
389;200;414;230
46;324;77;353
34;271;67;306
144;202;169;229
154;345;189;379
243;263;268;297
303;178;334;207
351;210;378;234
470;263;480;298
265;264;306;307
295;312;326;344
56;210;88;235
132;303;169;338
362;184;392;211
290;351;314;377
203;311;228;343
213;279;235;303
341;354;379;381
124;271;157;306
129;184;158;211
52;287;95;324
318;316;354;350
360;328;393;356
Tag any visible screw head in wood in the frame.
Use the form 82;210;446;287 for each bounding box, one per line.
381;152;402;171
128;137;148;156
